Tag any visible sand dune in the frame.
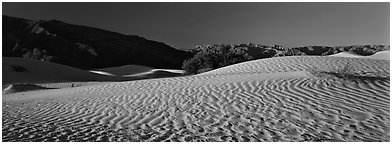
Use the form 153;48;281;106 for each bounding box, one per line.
91;65;184;79
200;56;389;76
2;56;389;142
91;65;154;76
329;50;390;60
89;71;116;76
365;50;390;60
3;83;54;94
123;69;184;77
329;51;363;58
2;57;124;85
3;58;179;90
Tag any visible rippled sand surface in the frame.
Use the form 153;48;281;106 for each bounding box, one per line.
3;56;389;142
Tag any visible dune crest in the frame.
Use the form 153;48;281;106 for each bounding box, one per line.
329;51;363;58
365;50;390;60
92;65;154;76
329;50;390;60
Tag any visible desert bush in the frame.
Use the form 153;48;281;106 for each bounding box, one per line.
8;65;27;72
307;62;355;80
182;44;253;75
307;61;389;82
332;62;353;79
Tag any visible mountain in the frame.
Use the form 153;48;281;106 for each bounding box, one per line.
3;15;193;70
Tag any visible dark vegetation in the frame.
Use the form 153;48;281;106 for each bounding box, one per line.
3;15;193;70
182;44;252;74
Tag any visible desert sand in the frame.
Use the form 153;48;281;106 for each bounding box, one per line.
2;54;390;142
329;51;364;58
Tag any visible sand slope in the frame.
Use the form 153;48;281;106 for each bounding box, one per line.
365;50;390;60
329;50;390;60
91;65;154;76
91;65;184;79
123;69;184;78
329;51;363;58
3;83;54;94
2;57;124;85
2;56;389;142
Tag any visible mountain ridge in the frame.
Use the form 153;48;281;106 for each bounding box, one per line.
3;15;193;70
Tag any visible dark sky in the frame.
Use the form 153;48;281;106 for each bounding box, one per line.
3;2;390;49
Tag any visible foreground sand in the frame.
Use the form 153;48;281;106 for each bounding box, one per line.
2;56;390;142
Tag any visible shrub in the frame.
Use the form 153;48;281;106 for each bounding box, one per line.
22;48;52;61
307;62;354;79
182;44;253;75
307;61;389;82
332;62;353;79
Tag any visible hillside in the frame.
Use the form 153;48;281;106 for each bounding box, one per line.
3;15;193;70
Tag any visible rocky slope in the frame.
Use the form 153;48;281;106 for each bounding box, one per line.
3;15;193;70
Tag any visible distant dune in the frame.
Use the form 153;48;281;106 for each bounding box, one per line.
3;56;389;142
123;69;184;78
329;50;390;60
92;65;154;76
3;57;185;90
91;65;184;79
365;50;390;60
2;57;123;85
3;83;54;94
329;51;363;58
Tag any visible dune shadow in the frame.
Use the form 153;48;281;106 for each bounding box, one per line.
3;83;56;94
